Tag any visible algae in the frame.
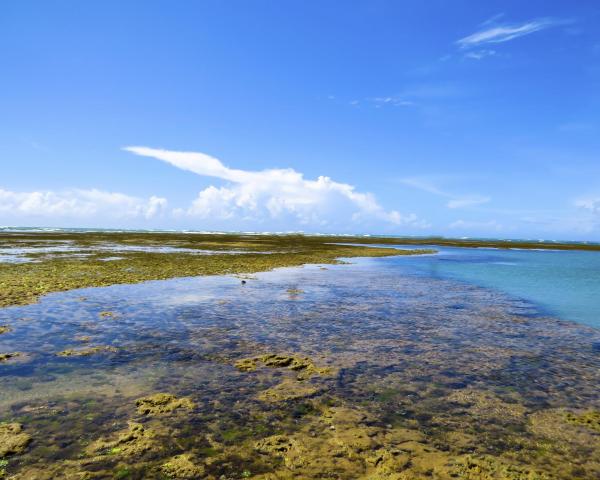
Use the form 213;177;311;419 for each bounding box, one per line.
235;354;331;380
0;423;31;457
160;453;205;478
565;410;600;432
135;393;195;415
56;346;118;357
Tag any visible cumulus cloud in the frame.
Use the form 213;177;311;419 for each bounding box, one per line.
0;188;167;219
124;146;425;229
457;18;562;48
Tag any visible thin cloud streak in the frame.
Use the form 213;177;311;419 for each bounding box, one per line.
399;177;490;209
457;18;563;48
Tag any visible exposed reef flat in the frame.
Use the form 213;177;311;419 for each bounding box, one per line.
0;232;433;308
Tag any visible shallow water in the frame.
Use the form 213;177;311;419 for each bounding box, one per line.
359;245;600;328
1;257;599;478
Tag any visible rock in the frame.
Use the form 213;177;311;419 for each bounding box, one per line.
258;380;320;402
0;352;21;362
135;393;195;415
56;346;117;357
0;423;32;457
86;421;159;457
235;353;332;380
0;325;12;335
161;453;205;479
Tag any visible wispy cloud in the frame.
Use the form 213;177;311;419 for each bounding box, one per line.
457;17;564;48
0;188;167;219
464;49;496;60
125;147;427;230
575;196;600;215
449;219;504;231
399;177;490;209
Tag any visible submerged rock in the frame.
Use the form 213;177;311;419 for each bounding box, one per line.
565;410;600;432
258;379;320;402
448;455;551;480
235;353;332;380
86;421;160;457
135;393;195;415
0;352;21;362
56;345;117;357
0;423;32;457
0;325;11;335
161;453;205;479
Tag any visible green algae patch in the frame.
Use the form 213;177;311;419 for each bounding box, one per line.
135;393;195;415
448;455;551;480
235;354;332;380
56;345;118;357
86;421;160;457
0;423;31;457
0;232;432;308
257;379;321;403
0;326;11;335
161;453;205;479
565;410;600;432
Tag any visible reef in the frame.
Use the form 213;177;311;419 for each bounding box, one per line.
235;353;332;380
0;231;433;308
565;410;600;432
135;393;195;415
0;423;31;457
86;421;161;457
56;345;118;357
161;453;205;479
0;352;20;362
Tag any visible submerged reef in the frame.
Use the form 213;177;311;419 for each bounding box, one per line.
0;423;31;457
56;345;118;357
135;393;195;415
0;352;20;363
235;353;332;380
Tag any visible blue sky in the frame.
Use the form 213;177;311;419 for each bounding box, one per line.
1;1;600;239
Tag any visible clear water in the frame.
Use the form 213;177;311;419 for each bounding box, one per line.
1;255;600;478
370;246;600;329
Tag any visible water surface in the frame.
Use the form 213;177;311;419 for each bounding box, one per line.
0;256;599;479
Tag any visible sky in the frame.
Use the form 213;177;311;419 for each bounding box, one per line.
1;1;600;239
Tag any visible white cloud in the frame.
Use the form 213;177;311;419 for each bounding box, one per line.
464;49;497;60
399;177;490;209
0;188;167;219
575;197;600;215
447;196;491;209
125;146;426;230
457;18;562;48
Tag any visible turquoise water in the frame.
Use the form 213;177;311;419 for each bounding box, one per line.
385;246;600;328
